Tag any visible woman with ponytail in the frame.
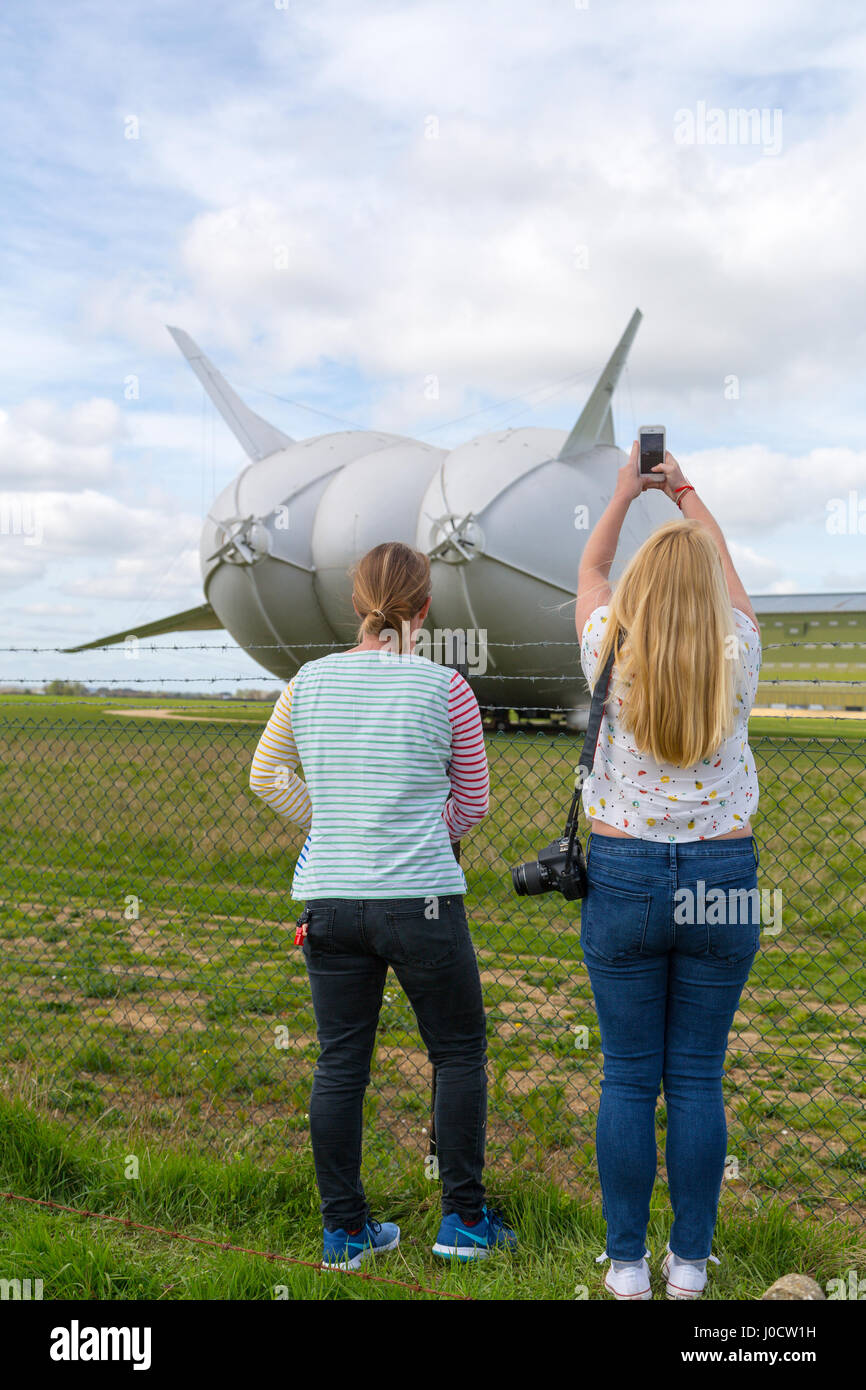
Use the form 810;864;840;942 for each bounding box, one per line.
250;541;515;1269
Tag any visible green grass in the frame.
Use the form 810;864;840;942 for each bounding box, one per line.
0;698;864;1221
0;1098;861;1301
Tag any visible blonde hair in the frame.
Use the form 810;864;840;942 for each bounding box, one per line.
592;519;737;767
351;542;431;653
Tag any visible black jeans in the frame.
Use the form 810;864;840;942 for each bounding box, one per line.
301;894;488;1231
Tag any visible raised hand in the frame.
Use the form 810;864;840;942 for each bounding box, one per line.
648;450;688;501
614;440;644;503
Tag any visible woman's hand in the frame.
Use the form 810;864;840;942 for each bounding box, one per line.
648;450;688;502
614;441;643;503
577;442;642;634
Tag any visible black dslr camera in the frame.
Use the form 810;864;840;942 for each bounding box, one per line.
511;786;587;900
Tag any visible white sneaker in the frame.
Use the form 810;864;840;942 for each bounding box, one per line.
660;1243;720;1299
596;1249;653;1300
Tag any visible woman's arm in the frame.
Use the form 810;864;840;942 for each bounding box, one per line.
575;440;642;638
249;679;313;829
443;670;489;839
651;452;758;628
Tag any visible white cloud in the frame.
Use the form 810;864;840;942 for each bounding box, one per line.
0;487;202;632
65;549;201;601
89;87;865;430
18;602;89;616
678;446;866;532
0;399;127;489
820;568;866;589
727;541;792;592
0;548;45;590
0;489;197;556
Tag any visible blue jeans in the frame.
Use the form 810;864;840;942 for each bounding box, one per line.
579;833;761;1261
301;895;487;1230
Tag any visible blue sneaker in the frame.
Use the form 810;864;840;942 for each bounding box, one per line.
322;1218;400;1271
432;1205;516;1261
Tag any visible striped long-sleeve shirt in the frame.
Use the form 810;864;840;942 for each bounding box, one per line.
249;650;489;898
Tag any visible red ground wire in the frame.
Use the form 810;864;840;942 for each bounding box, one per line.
3;1191;472;1301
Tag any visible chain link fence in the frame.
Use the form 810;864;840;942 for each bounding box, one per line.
1;695;864;1225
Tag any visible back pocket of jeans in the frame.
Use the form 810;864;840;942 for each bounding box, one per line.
580;880;651;962
704;881;761;963
303;904;336;954
693;871;762;963
384;897;463;967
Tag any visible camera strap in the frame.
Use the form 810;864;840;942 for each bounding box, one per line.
563;629;624;848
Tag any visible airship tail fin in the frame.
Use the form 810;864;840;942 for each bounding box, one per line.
558;308;642;459
167;326;294;462
62;602;223;653
596;404;615;446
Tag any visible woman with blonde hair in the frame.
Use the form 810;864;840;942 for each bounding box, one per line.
250;541;515;1269
575;444;762;1300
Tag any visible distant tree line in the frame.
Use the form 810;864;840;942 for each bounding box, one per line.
36;682;280;700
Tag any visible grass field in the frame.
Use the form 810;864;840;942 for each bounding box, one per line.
1;1098;862;1301
1;692;864;1236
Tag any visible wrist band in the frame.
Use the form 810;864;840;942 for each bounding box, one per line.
675;484;695;509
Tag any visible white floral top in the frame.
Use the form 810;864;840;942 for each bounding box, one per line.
579;606;761;841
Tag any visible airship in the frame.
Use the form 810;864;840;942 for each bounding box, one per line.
66;310;866;716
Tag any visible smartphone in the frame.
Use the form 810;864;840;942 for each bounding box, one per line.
638;426;666;486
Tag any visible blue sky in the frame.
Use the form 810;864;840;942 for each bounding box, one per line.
2;0;865;690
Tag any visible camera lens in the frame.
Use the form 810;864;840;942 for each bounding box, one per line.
511;860;550;896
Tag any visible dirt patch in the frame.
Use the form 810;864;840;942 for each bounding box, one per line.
757;988;866;1020
106;708;259;725
6;902;115;928
28;979;212;1021
730;1028;860;1065
497;1062;595;1109
94;1001;207;1036
378;1046;430;1082
2;934;59;952
480;967;574;1026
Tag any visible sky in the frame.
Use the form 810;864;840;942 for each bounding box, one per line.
1;0;865;691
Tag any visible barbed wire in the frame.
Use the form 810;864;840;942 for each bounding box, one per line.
1;642;866;658
1;1191;472;1300
3;640;865;654
2;677;865;691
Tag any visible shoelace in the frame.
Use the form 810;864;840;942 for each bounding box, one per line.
483;1208;512;1240
340;1220;380;1243
595;1248;651;1265
665;1247;720;1268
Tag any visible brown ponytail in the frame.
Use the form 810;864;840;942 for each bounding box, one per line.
351;542;431;652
